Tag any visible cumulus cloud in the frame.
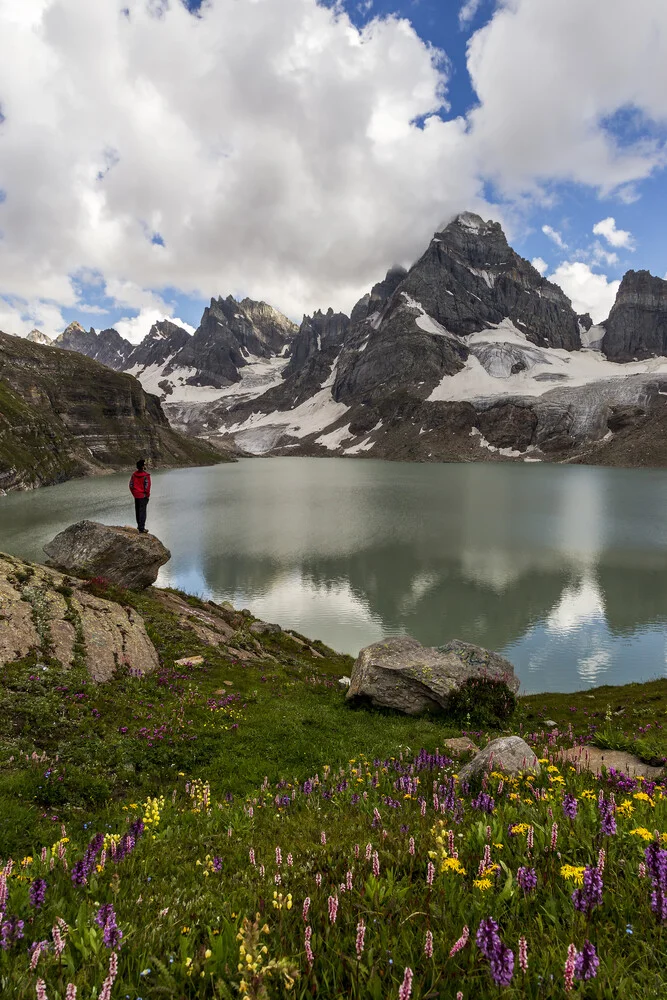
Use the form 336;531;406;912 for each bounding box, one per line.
113;308;195;345
549;262;620;323
459;0;483;28
592;216;635;249
531;256;548;275
0;0;666;339
542;225;568;250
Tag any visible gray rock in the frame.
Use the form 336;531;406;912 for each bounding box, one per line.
457;736;541;782
43;521;170;590
282;308;350;380
602;270;667;361
249;621;282;635
55;322;134;371
346;636;519;716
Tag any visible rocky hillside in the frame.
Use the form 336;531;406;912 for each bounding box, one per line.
602;270;667;362
0;331;224;491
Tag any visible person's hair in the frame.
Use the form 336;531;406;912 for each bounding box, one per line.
136;459;145;470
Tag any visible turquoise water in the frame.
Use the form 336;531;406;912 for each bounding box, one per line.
1;458;667;693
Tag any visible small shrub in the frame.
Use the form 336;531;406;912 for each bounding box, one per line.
447;676;517;728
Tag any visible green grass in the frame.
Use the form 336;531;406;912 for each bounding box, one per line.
1;583;667;998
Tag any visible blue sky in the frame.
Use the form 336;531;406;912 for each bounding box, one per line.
1;0;666;339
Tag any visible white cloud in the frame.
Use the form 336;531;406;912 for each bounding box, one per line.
531;256;548;275
542;225;568;250
459;0;482;28
0;297;67;339
592;216;635;249
591;242;618;267
0;0;666;339
549;261;620;323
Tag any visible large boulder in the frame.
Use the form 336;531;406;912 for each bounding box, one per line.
0;553;158;681
457;736;540;782
346;636;519;716
43;521;170;590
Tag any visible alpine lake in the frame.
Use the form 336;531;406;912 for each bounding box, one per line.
1;456;667;695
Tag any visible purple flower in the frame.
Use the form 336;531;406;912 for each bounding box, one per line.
490;943;515;986
597;795;616;836
562;794;578;819
0;917;24;951
574;940;599;981
95;904;123;949
29;879;47;909
471;792;495;814
476;918;501;959
572;866;603;914
212;857;223;872
95;905;116;929
517;866;537;893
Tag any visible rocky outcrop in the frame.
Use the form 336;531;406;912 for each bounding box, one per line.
282;309;350;380
0;331;222;491
56;322;134;371
125;320;191;371
26;329;52;345
602;270;667;361
458;736;540;782
0;553;159;681
346;636;519;716
43;522;171;590
163;296;297;388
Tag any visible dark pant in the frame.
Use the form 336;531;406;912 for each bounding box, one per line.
135;497;149;532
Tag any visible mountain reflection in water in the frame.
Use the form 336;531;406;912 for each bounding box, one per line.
1;458;666;693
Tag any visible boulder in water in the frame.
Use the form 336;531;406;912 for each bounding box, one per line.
43;520;170;590
346;636;519;716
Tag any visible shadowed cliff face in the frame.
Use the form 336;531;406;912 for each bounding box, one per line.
0;331;222;491
603;270;667;362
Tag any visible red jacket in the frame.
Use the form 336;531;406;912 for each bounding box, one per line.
129;470;151;499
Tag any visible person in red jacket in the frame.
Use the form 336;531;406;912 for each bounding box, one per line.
129;459;151;533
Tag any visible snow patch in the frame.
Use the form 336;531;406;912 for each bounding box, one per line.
468;267;496;289
316;424;352;450
470;426;523;458
401;293;457;339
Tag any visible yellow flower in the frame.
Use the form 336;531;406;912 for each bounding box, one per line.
20;856;33;868
629;827;654;842
546;765;560;773
441;858;466;875
581;790;597;800
510;823;531;835
474;878;493;890
538;758;549;764
205;950;212;959
633;792;655;806
616;800;635;818
181;926;191;935
493;843;504;850
185;957;192;967
560;865;586;886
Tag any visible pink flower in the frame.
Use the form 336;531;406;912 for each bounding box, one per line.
639;861;647;879
564;943;577;993
304;926;314;970
550;822;558;851
356;919;366;959
65;986;77;1000
409;837;415;856
366;843;372;861
449;926;470;957
0;873;7;912
398;966;413;1000
315;873;322;887
249;849;256;866
420;801;426;817
426;862;435;886
354;844;360;859
372;851;380;878
275;847;282;866
302;897;311;922
527;826;534;852
320;831;327;845
327;895;338;924
448;830;455;855
519;936;528;974
259;865;265;878
274;873;282;885
424;929;434;959
597;848;606;873
456;993;463;1000
346;870;353;890
36;980;48;1000
287;853;293;867
52;924;66;958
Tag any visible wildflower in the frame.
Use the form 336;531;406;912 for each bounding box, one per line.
598;795;617;836
449;925;470;957
65;986;77;1000
29;879;47;910
560;865;586;886
633;791;654;804
526;826;534;852
574;940;599;981
29;940;49;971
372;850;380;877
287;853;293;867
631;827;655;842
409;837;415;856
36;981;48;1000
320;831;327;845
441;857;466;875
0;917;24;952
304;926;314;970
398;966;413;1000
572;866;603;914
562;794;578;819
355;920;366;959
474;878;493;891
249;849;256;865
517;867;537;893
476;918;514;986
315;873;322;887
424;929;433;959
597;848;606;873
52;923;66;958
302;898;310;922
476;918;500;959
275;847;282;866
426;861;435;886
564;943;577;993
327;895;338;924
639;862;647;879
550;822;558;851
518;936;528;974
